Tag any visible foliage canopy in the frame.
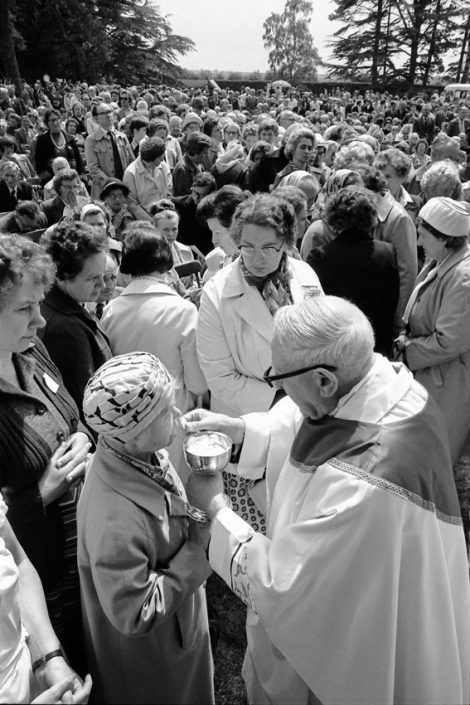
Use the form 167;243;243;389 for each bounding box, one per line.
263;0;322;84
0;0;195;85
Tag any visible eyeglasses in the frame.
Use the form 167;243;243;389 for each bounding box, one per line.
225;130;239;136
263;364;337;389
239;244;283;258
96;110;113;116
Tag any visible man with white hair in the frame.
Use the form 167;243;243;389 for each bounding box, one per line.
184;296;470;705
43;156;88;200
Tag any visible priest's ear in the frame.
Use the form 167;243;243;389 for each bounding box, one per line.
315;368;339;398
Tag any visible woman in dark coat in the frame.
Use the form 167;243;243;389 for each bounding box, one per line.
0;234;91;671
39;221;112;423
308;187;399;356
34;109;84;185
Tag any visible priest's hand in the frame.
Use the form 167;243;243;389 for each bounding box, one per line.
181;409;245;445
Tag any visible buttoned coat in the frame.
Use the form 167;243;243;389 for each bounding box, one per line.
196;256;322;416
373;191;418;331
39;285;112;419
85;126;135;198
101;278;206;479
405;244;470;462
77;443;214;704
123;155;172;219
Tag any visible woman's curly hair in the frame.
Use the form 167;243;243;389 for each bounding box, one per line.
41;221;108;281
0;234;56;304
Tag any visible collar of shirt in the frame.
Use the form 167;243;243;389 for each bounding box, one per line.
94;125;115;141
331;354;415;424
135;155;161;178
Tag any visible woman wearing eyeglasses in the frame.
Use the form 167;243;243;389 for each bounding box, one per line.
196;193;321;530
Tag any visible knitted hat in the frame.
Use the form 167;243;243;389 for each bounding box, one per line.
182;112;203;131
419;197;470;238
83;352;173;442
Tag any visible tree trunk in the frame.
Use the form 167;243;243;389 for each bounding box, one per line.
461;14;470;81
382;2;392;82
422;0;441;86
456;14;470;81
0;0;22;96
463;41;470;81
371;0;384;87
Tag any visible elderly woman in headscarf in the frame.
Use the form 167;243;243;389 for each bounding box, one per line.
276;170;320;219
78;352;214;705
300;168;363;260
210;140;249;189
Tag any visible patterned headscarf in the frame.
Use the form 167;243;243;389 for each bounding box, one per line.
83;352;174;442
323;169;361;198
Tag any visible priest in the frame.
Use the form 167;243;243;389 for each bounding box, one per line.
184;295;470;705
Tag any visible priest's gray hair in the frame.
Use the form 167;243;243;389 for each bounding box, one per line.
274;296;375;383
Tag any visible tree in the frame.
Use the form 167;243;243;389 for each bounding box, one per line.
0;0;23;94
263;0;321;84
328;0;400;84
328;0;462;87
0;0;195;85
97;0;195;84
447;0;470;81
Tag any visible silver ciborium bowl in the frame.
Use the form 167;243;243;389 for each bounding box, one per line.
183;431;232;476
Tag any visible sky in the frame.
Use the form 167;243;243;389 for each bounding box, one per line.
156;0;341;72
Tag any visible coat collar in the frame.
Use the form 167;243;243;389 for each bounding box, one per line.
219;257;309;343
93;442;187;519
44;284;98;327
436;243;470;279
120;277;179;297
93;125;119;141
374;190;395;222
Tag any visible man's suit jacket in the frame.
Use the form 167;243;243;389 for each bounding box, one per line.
413;116;436;142
446;117;470;140
0;179;33;212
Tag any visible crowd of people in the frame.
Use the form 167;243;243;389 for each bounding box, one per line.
1;76;470;705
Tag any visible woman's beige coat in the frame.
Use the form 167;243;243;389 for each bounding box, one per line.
405;244;470;462
77;443;213;704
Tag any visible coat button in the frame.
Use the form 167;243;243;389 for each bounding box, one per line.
56;432;66;442
36;406;46;415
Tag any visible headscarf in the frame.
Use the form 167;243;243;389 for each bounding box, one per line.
215;141;245;173
278;170;312;188
323;168;361;198
83;352;173;442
